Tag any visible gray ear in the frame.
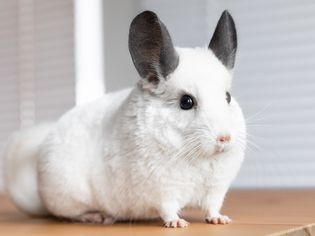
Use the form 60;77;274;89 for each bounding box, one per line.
128;11;179;83
209;10;237;69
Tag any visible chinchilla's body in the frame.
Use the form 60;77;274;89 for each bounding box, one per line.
4;11;246;227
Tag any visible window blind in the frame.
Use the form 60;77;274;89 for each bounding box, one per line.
0;1;20;191
0;0;75;191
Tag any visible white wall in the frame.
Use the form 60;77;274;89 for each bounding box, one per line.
103;0;140;92
75;0;106;105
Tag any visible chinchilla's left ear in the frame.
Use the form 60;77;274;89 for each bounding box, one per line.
209;10;237;69
128;11;179;84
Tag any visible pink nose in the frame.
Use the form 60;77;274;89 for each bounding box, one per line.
217;135;231;143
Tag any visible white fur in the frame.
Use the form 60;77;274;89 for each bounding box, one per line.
4;123;52;216
4;47;246;225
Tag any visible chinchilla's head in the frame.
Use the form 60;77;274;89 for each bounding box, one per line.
128;11;246;157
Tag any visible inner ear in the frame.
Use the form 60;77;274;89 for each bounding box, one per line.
128;11;179;82
209;10;237;69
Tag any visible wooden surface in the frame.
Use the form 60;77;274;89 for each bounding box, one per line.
0;190;315;236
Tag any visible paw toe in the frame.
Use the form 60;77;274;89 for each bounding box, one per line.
164;219;189;228
206;215;231;225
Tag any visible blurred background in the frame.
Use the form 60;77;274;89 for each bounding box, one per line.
0;0;315;191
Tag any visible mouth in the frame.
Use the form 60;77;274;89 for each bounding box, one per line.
200;143;230;157
214;145;226;154
215;149;224;154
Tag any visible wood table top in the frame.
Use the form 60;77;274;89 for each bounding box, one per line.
1;189;314;236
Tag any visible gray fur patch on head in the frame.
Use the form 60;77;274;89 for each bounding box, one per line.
129;11;179;82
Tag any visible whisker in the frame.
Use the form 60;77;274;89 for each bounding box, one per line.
245;102;272;123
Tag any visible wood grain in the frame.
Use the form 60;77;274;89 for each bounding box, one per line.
1;189;314;236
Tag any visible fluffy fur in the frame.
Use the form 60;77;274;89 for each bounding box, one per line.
4;11;246;228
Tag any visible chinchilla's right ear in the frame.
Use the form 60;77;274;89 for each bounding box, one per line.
128;11;179;84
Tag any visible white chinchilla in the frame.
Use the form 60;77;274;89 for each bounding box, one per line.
4;10;246;228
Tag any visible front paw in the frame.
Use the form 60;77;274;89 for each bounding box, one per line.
205;215;231;225
164;218;189;228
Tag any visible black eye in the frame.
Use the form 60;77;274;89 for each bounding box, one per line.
226;92;231;104
180;95;194;110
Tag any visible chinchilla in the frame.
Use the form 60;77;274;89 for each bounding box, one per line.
4;10;246;228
